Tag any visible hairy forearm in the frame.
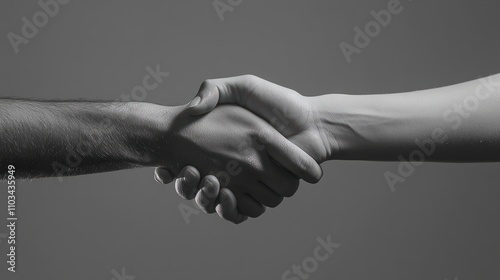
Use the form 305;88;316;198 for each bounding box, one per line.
0;100;170;179
312;74;500;162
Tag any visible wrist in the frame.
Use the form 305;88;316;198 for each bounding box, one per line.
120;102;181;168
309;94;373;161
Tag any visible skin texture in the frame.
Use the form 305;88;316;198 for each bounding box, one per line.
0;99;322;222
162;105;322;218
155;75;334;223
0;101;163;178
157;74;500;223
187;75;332;163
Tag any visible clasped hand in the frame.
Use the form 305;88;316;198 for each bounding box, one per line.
155;75;332;224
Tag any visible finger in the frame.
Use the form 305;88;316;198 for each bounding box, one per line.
237;194;266;218
154;167;175;184
186;79;220;115
260;128;323;184
261;164;301;198
215;188;248;224
186;75;260;115
186;75;291;120
263;177;300;198
174;166;201;200
247;181;284;208
195;175;220;214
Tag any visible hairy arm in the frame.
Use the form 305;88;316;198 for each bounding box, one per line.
313;74;500;162
0;100;169;179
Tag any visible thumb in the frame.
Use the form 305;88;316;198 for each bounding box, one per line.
186;80;221;115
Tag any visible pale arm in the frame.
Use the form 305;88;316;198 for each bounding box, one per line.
166;74;500;223
314;74;500;162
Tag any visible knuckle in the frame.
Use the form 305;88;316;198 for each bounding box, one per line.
240;206;265;218
200;79;217;93
233;219;245;224
196;192;214;210
289;89;301;97
242;74;256;81
247;211;262;218
201;79;213;87
283;184;299;198
205;207;216;214
175;181;196;200
255;126;272;145
292;178;300;190
229;214;246;224
244;74;261;83
266;196;284;208
280;178;299;197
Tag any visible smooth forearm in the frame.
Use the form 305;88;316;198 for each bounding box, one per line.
0;100;172;179
312;74;500;162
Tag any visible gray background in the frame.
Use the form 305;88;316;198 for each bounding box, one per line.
1;0;500;279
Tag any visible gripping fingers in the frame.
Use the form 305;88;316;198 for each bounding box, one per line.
248;182;284;208
174;166;201;200
261;129;323;184
216;188;248;224
237;194;266;218
261;163;301;198
195;175;220;213
154;167;175;184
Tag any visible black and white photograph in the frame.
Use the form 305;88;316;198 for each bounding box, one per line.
1;1;500;279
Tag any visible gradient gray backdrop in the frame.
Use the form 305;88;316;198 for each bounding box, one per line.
1;0;500;279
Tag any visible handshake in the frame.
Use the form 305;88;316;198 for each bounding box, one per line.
3;73;496;222
152;75;336;224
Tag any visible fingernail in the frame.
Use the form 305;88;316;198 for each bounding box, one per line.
154;168;172;184
203;180;215;193
187;96;201;109
182;168;196;183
